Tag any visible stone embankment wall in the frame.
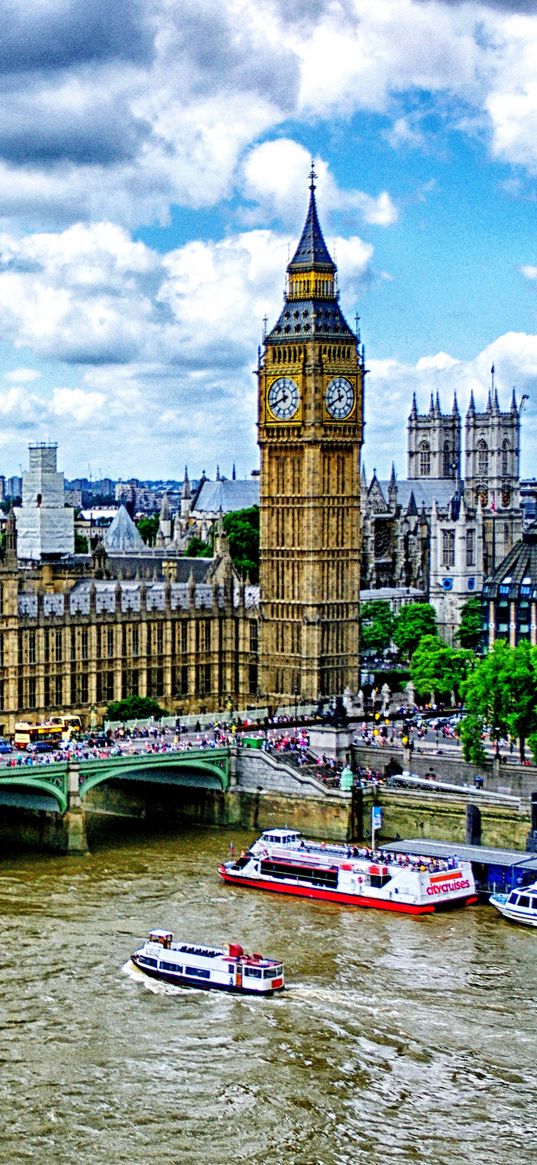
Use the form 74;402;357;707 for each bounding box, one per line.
352;743;537;804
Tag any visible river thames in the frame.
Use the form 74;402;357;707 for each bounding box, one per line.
0;823;535;1165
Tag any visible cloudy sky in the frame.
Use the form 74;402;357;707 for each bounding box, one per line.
1;0;537;484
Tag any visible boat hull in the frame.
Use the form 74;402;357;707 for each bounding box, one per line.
131;955;284;994
490;898;537;928
218;866;477;914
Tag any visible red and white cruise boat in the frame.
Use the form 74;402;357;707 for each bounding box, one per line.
219;828;477;915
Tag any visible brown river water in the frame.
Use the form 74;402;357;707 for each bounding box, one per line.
0;823;535;1165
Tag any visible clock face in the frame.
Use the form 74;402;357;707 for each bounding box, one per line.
267;377;299;420
326;376;354;419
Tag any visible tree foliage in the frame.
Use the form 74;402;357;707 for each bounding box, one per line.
185;535;213;558
106;695;168;722
137;514;160;546
360;600;396;653
456;596;483;650
460;640;537;762
392;602;438;659
223;506;259;583
410;636;473;703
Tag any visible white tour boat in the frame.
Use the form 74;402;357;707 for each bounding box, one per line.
219;828;478;915
489;882;537;928
131;930;285;994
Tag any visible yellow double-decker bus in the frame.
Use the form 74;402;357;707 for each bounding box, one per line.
13;722;64;750
13;714;82;750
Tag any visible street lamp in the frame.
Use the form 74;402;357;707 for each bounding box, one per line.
293;686;299;725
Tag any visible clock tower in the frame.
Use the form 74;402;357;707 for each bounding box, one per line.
258;167;365;705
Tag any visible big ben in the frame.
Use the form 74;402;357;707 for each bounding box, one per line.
258;166;365;705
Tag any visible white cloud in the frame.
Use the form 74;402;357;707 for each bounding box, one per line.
4;368;41;383
521;265;537;281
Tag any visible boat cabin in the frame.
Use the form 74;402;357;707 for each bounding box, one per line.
148;929;173;949
258;829;301;847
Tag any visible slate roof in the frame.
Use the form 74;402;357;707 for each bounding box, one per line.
192;479;259;515
267;298;356;343
267;181;355;344
378;479;459;511
483;522;537;598
288;184;336;274
18;577;260;618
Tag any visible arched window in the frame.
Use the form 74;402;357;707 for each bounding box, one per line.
501;439;509;476
477;439;488;476
443;441;452;476
419;441;431;476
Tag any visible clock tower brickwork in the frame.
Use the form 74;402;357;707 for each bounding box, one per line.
257;170;364;704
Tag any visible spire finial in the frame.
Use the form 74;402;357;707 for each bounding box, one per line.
309;160;317;191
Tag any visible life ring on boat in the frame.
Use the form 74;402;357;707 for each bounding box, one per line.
357;876;364;884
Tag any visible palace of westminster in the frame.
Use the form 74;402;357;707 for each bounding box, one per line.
0;174;529;733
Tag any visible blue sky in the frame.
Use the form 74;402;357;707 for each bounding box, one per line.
0;0;536;483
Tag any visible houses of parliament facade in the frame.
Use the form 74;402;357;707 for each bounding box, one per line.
0;173;364;733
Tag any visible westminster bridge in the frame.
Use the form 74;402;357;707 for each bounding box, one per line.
0;742;534;854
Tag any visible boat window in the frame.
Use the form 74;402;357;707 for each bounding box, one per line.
163;962;183;974
185;966;210;979
531;899;537;911
518;895;530;909
138;955;158;968
244;966;262;978
263;966;283;979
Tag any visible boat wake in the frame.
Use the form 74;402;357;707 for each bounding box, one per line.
121;959;194;995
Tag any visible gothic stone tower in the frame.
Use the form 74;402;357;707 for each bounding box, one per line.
407;391;461;481
465;378;522;575
258;169;364;704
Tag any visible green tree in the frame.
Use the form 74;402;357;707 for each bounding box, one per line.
460;640;537;762
185;535;213;558
75;532;89;553
137;514;160;546
393;602;437;660
410;636;473;704
223;506;259;583
458;711;487;766
106;695;168;722
456;596;482;650
360;600;396;654
504;642;537;762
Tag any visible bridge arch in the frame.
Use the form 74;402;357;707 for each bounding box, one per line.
0;771;67;814
78;751;229;799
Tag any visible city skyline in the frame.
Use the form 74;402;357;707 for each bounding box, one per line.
0;0;536;480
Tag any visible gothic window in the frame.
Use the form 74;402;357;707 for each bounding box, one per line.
419;442;431;476
443;442;452;477
466;529;475;567
374;523;391;558
442;530;455;567
501;439;509;476
477;439;488;476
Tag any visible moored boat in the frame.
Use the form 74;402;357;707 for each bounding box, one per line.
130;929;285;993
219;828;478;915
489;882;537;928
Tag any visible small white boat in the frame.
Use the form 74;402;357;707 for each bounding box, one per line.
489;882;537;928
131;929;285;994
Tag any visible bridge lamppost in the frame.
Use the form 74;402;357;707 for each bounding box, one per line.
293;686;299;726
